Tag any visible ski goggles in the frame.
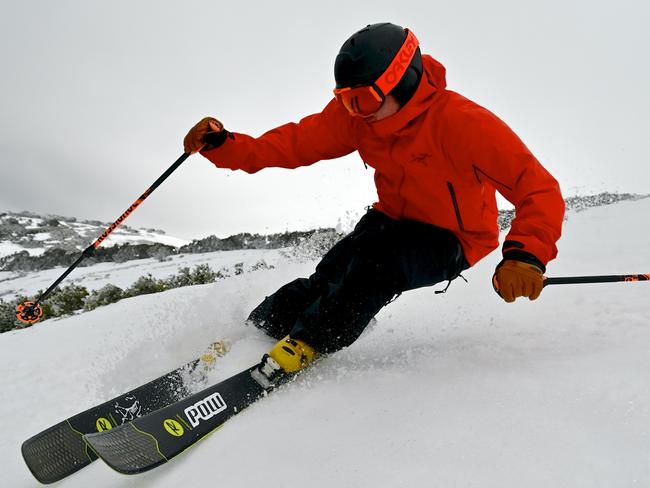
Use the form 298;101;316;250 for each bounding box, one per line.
333;29;419;118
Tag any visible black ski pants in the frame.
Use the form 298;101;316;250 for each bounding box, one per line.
247;209;468;353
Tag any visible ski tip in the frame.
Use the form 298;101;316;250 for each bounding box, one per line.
84;423;167;475
21;421;94;484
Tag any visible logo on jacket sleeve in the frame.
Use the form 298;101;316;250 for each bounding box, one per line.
184;392;227;427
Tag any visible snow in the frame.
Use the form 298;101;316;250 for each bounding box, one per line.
96;229;190;248
17;217;44;230
31;232;51;242
1;199;650;487
0;241;34;258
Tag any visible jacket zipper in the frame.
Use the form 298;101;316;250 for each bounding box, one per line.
447;181;465;231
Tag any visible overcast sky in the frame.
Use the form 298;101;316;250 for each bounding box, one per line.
1;0;648;240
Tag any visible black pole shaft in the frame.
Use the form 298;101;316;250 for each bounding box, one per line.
92;153;190;249
544;274;650;286
31;153;189;306
32;252;89;306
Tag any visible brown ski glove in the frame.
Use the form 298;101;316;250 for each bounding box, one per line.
492;258;545;303
183;117;228;154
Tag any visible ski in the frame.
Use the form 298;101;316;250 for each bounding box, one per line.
22;341;228;484
84;357;287;475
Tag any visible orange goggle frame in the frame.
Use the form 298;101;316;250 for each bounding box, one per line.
333;29;419;117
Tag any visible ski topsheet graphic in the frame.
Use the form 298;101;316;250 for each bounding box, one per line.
22;341;229;484
84;361;278;474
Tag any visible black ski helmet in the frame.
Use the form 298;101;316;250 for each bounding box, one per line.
334;23;423;107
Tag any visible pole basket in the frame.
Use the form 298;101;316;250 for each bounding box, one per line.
16;301;44;325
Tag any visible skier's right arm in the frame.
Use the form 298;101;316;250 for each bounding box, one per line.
186;99;358;174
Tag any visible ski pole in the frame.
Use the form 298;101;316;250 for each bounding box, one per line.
15;152;190;325
544;274;650;286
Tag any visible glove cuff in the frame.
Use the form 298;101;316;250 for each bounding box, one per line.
203;129;233;151
500;250;546;273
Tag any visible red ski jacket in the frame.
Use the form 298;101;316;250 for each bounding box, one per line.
201;55;565;267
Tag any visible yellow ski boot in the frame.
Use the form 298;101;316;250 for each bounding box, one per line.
253;336;318;388
268;336;318;373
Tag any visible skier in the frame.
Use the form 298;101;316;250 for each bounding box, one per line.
184;23;565;377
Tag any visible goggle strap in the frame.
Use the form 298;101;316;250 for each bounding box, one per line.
334;85;383;100
370;85;385;101
374;29;419;98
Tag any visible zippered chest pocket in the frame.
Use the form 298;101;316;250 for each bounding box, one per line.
446;180;486;232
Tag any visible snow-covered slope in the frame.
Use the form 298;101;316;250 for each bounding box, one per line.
0;247;285;301
1;199;650;487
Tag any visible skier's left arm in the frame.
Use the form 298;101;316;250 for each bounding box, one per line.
445;107;565;301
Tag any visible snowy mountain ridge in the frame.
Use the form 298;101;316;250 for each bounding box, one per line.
0;210;188;259
0;210;341;274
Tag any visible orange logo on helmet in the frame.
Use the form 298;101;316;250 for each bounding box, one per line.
376;30;419;94
384;35;418;85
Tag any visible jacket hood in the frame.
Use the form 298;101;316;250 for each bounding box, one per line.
369;54;447;136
